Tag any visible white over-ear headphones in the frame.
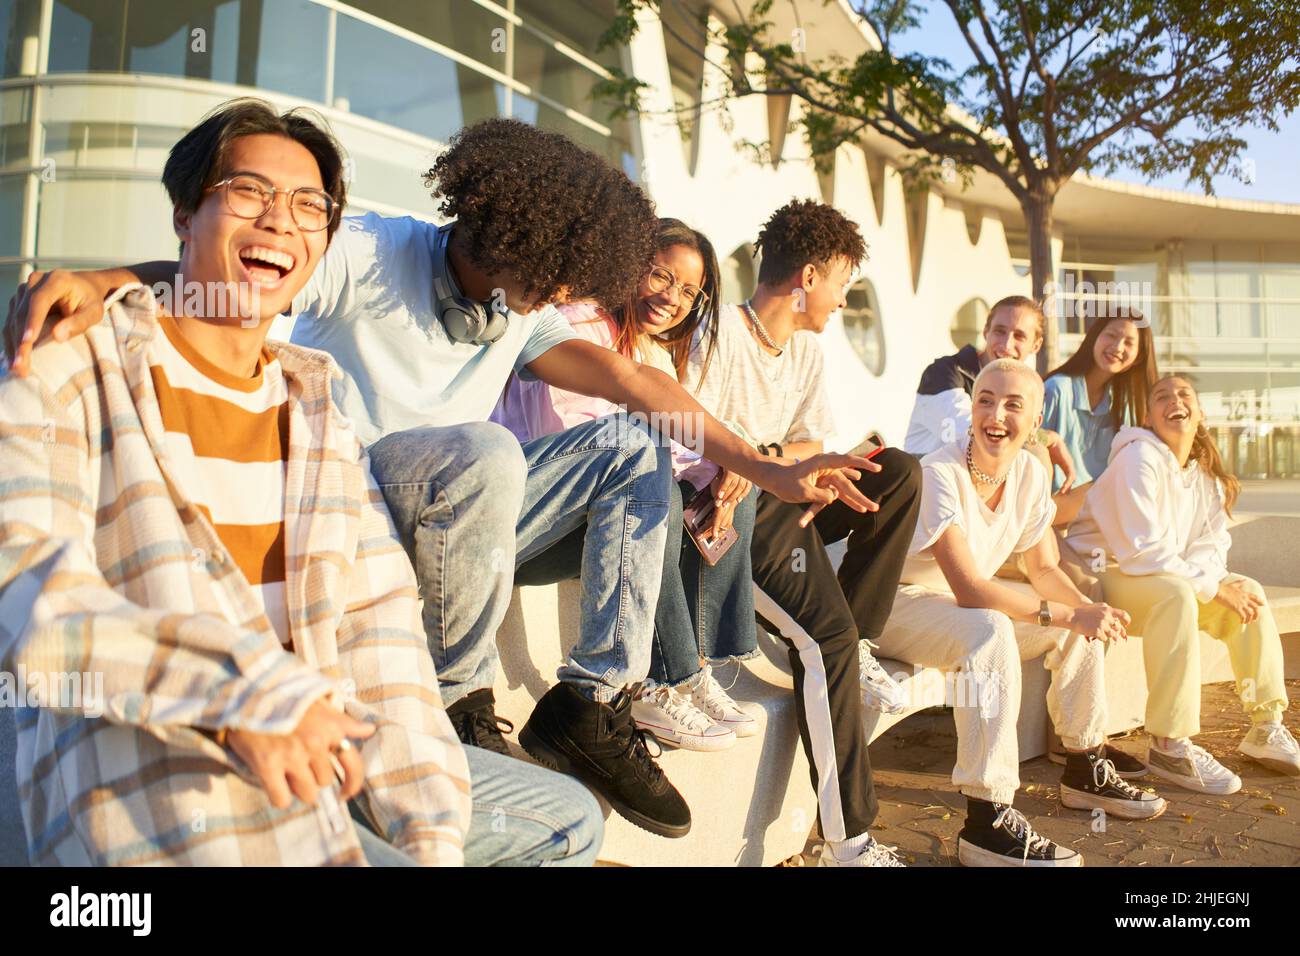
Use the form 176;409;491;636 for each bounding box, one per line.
431;223;509;345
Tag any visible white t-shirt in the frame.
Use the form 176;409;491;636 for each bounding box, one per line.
680;304;835;448
289;213;577;445
901;442;1056;591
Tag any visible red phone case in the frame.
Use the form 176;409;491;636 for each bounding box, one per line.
850;431;887;460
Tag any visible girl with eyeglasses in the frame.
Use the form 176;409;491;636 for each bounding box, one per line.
494;218;759;751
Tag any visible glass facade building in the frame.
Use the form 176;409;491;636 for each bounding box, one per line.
1050;236;1300;479
1;0;634;291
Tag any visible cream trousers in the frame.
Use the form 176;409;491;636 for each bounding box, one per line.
1095;571;1287;739
875;583;1107;804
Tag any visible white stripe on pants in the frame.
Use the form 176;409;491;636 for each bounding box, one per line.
873;583;1107;804
752;584;847;841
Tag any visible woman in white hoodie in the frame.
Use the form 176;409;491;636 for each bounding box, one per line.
1067;375;1297;794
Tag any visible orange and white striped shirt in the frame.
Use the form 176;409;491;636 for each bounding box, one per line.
148;310;292;645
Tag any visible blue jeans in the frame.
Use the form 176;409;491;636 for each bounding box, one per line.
369;417;670;705
665;480;758;678
356;745;603;866
519;478;758;686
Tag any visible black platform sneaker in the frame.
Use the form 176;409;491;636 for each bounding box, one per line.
957;799;1082;867
1060;750;1166;820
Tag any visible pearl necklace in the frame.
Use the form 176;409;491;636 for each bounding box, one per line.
966;440;1008;487
742;301;784;356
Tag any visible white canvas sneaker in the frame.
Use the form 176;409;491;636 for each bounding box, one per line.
1238;722;1300;776
859;642;908;715
632;682;736;752
819;835;905;867
687;664;759;738
1147;737;1242;794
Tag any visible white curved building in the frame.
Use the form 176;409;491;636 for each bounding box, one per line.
3;0;1297;476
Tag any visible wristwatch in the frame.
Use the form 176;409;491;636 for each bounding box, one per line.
1037;600;1053;628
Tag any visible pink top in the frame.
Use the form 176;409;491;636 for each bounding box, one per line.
491;301;719;490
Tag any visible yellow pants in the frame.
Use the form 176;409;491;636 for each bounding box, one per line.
1096;571;1288;739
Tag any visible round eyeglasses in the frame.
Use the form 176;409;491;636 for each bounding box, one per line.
209;174;338;233
645;266;708;308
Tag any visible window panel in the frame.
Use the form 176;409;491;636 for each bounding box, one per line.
1;0;42;77
514;0;621;65
347;0;506;68
842;279;886;376
35;173;174;263
47;0;327;102
333;14;495;142
0;174;25;256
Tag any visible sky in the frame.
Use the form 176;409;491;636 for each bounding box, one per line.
884;5;1300;205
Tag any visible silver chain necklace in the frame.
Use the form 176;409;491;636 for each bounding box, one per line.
966;440;1008;487
742;300;784;356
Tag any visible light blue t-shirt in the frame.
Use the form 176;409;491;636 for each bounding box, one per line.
290;213;576;445
1040;373;1120;492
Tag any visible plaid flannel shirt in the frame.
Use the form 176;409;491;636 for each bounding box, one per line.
0;285;471;866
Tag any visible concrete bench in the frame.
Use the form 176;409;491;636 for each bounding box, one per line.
3;518;1296;868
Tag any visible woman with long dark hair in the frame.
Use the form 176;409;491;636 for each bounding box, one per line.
495;218;758;752
1041;309;1159;525
1067;375;1298;793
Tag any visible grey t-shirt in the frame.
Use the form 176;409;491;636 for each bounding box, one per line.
682;304;835;448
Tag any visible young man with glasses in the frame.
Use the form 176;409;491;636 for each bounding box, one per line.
5;119;875;841
0;99;613;866
681;199;924;866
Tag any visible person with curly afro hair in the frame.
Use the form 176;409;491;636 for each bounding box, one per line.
425;118;656;311
680;197;923;866
2;115;879;847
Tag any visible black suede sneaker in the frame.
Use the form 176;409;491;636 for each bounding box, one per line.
1102;747;1149;779
957;799;1082;867
520;682;691;839
1060;750;1166;820
445;688;514;756
1049;736;1148;778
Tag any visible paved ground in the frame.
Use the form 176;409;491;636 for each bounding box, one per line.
1237;480;1300;517
796;679;1300;866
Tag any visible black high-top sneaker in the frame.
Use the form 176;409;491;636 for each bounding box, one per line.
957;798;1082;867
520;682;691;838
1060;749;1166;820
1048;732;1148;778
444;688;514;756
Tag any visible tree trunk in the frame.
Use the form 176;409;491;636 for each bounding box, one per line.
1022;193;1057;373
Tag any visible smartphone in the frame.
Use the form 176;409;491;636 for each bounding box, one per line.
682;485;740;567
849;431;887;460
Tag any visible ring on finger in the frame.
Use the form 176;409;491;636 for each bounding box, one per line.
335;738;353;754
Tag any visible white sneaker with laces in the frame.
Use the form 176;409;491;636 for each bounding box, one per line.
819;835;905;867
631;682;736;752
1147;737;1242;794
687;664;759;738
1238;722;1300;776
859;642;907;715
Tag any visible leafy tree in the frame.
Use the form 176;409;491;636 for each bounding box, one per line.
597;0;1300;365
